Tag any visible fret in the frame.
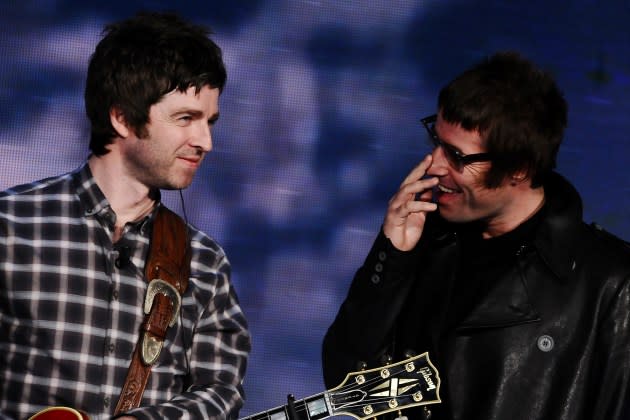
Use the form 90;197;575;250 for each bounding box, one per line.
240;393;329;420
304;393;330;420
241;406;287;420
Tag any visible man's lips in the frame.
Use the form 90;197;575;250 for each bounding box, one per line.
434;183;460;207
437;184;458;194
177;154;203;163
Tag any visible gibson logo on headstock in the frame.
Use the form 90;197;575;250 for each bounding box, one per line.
419;366;436;390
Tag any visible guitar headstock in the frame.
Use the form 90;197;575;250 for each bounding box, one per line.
328;352;441;419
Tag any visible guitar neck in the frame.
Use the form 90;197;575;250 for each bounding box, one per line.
240;392;331;420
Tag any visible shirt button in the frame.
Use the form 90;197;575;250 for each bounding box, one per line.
103;396;110;408
375;262;383;273
111;289;119;301
378;251;387;261
371;274;381;284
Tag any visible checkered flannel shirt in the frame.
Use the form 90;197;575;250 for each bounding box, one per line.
0;163;250;420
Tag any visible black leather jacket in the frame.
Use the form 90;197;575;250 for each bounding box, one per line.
323;173;630;420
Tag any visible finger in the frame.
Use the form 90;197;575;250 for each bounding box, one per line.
400;154;433;187
404;199;438;214
388;188;438;220
384;201;437;234
389;176;439;208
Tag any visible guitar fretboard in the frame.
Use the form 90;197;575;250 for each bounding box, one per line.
240;392;331;420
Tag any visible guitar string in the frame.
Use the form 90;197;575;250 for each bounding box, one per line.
249;364;422;418
329;364;433;410
244;362;433;419
259;395;422;420
243;395;417;420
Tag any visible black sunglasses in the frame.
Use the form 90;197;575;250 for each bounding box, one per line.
421;114;493;171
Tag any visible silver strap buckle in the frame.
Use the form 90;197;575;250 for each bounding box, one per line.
141;279;182;365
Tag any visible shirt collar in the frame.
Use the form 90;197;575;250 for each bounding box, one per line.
71;162;161;232
72;162;112;220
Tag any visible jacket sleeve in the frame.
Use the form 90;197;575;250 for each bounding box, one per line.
123;254;251;420
593;274;630;420
322;229;419;388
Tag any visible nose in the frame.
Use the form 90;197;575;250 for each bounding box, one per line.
426;145;448;176
193;121;212;152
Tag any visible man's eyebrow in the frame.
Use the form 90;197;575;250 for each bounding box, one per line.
433;127;465;154
441;138;465;154
171;109;220;123
172;108;203;117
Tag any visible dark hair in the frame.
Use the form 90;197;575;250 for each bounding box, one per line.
85;12;227;155
437;51;567;188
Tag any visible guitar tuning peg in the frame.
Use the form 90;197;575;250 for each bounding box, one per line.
423;406;432;419
356;360;367;370
403;348;417;358
394;409;408;420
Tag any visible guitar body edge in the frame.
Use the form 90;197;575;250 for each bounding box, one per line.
29;406;89;420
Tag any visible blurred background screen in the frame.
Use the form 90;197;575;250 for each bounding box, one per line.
2;0;630;416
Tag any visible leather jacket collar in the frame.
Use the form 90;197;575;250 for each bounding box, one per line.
531;172;583;281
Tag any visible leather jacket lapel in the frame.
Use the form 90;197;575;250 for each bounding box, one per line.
457;264;541;331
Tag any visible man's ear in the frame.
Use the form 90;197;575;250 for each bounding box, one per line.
509;169;530;186
109;107;130;139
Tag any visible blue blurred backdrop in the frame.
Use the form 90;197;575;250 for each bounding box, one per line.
2;0;630;416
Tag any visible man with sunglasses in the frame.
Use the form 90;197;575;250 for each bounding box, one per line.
322;52;630;419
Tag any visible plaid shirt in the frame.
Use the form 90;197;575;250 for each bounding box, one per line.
0;163;250;420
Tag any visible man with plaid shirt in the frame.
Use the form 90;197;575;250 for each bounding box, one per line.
0;12;250;420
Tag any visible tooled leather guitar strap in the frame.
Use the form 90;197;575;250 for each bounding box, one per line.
115;205;191;414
